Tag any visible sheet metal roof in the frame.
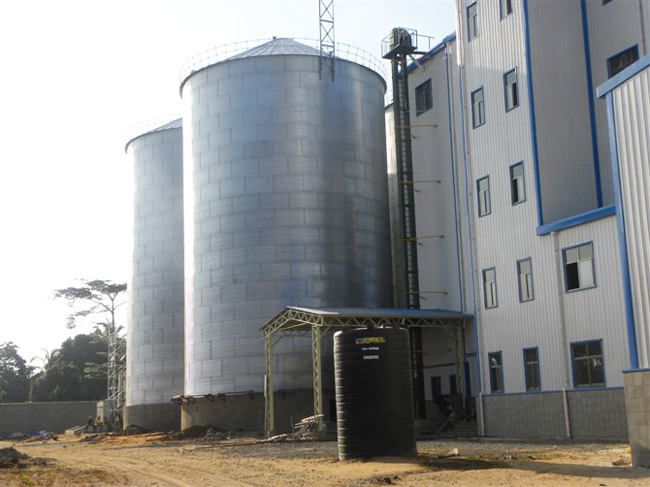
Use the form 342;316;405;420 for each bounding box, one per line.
226;38;321;60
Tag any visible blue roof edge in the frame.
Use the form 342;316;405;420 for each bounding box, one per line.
407;32;457;72
597;53;650;98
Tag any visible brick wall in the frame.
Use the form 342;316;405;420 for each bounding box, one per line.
624;370;650;466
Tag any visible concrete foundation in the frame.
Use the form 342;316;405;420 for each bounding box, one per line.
181;390;327;434
623;369;650;467
124;402;181;432
0;401;97;437
483;388;627;440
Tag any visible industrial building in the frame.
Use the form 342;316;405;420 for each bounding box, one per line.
392;0;649;449
122;0;650;457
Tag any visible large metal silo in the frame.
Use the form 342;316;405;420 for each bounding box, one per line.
180;38;392;430
125;119;184;431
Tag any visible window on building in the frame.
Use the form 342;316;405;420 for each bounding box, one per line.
500;0;513;18
517;258;534;302
415;79;433;116
467;3;479;40
477;176;491;217
510;162;526;205
571;340;605;387
602;0;613;5
471;87;485;128
504;69;519;111
523;347;541;391
607;45;639;78
431;376;442;399
564;243;595;291
488;352;503;393
483;267;498;309
449;374;457;395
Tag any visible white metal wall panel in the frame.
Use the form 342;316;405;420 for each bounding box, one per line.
558;216;628;387
585;0;648;207
613;67;650;368
459;0;568;394
528;0;598;222
409;41;466;313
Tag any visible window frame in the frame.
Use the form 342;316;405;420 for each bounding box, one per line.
510;162;526;205
503;68;519;112
517;258;534;303
467;2;479;41
500;0;513;19
415;79;433;117
477;176;491;217
607;44;639;78
570;339;606;388
563;242;597;292
471;86;485;128
483;267;498;309
523;347;541;391
488;351;504;393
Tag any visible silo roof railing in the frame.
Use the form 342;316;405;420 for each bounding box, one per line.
124;114;182;153
179;37;387;90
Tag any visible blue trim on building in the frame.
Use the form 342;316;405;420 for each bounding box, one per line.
459;65;483;396
522;0;544;226
597;53;650;96
536;205;615;236
488;351;504;393
483;387;623;398
623;368;650;374
523;346;541;392
569;338;606;389
605;93;639;370
406;32;457;73
516;257;535;302
580;0;603;207
561;241;597;293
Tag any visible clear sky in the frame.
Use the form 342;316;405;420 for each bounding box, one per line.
0;0;456;365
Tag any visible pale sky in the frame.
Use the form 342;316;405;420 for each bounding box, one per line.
0;0;456;365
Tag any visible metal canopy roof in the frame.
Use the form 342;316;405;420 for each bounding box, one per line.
262;306;469;436
262;306;470;338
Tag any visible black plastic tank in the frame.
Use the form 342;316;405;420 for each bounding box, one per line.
334;326;417;460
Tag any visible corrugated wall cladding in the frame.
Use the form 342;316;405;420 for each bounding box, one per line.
557;216;628;387
528;0;598;223
613;66;650;368
126;126;185;407
584;0;649;207
182;53;392;396
409;41;466;313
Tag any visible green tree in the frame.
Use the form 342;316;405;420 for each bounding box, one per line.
0;342;33;402
52;279;126;404
30;332;108;401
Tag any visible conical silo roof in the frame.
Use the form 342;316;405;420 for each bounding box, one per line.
226;37;321;60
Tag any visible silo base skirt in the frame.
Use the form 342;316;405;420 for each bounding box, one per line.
180;389;319;433
124;403;181;433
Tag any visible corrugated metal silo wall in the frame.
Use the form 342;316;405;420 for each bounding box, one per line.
182;55;392;396
125;127;184;430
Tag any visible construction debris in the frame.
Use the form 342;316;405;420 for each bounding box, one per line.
0;447;29;468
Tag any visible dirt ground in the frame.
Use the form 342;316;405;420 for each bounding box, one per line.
1;433;649;487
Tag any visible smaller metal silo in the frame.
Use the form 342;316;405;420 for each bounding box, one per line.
125;118;184;431
334;326;416;459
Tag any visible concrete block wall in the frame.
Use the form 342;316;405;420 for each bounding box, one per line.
0;401;97;437
567;388;627;440
483;388;628;440
624;369;650;466
483;393;566;438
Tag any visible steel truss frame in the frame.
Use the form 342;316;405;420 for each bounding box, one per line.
262;307;468;436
